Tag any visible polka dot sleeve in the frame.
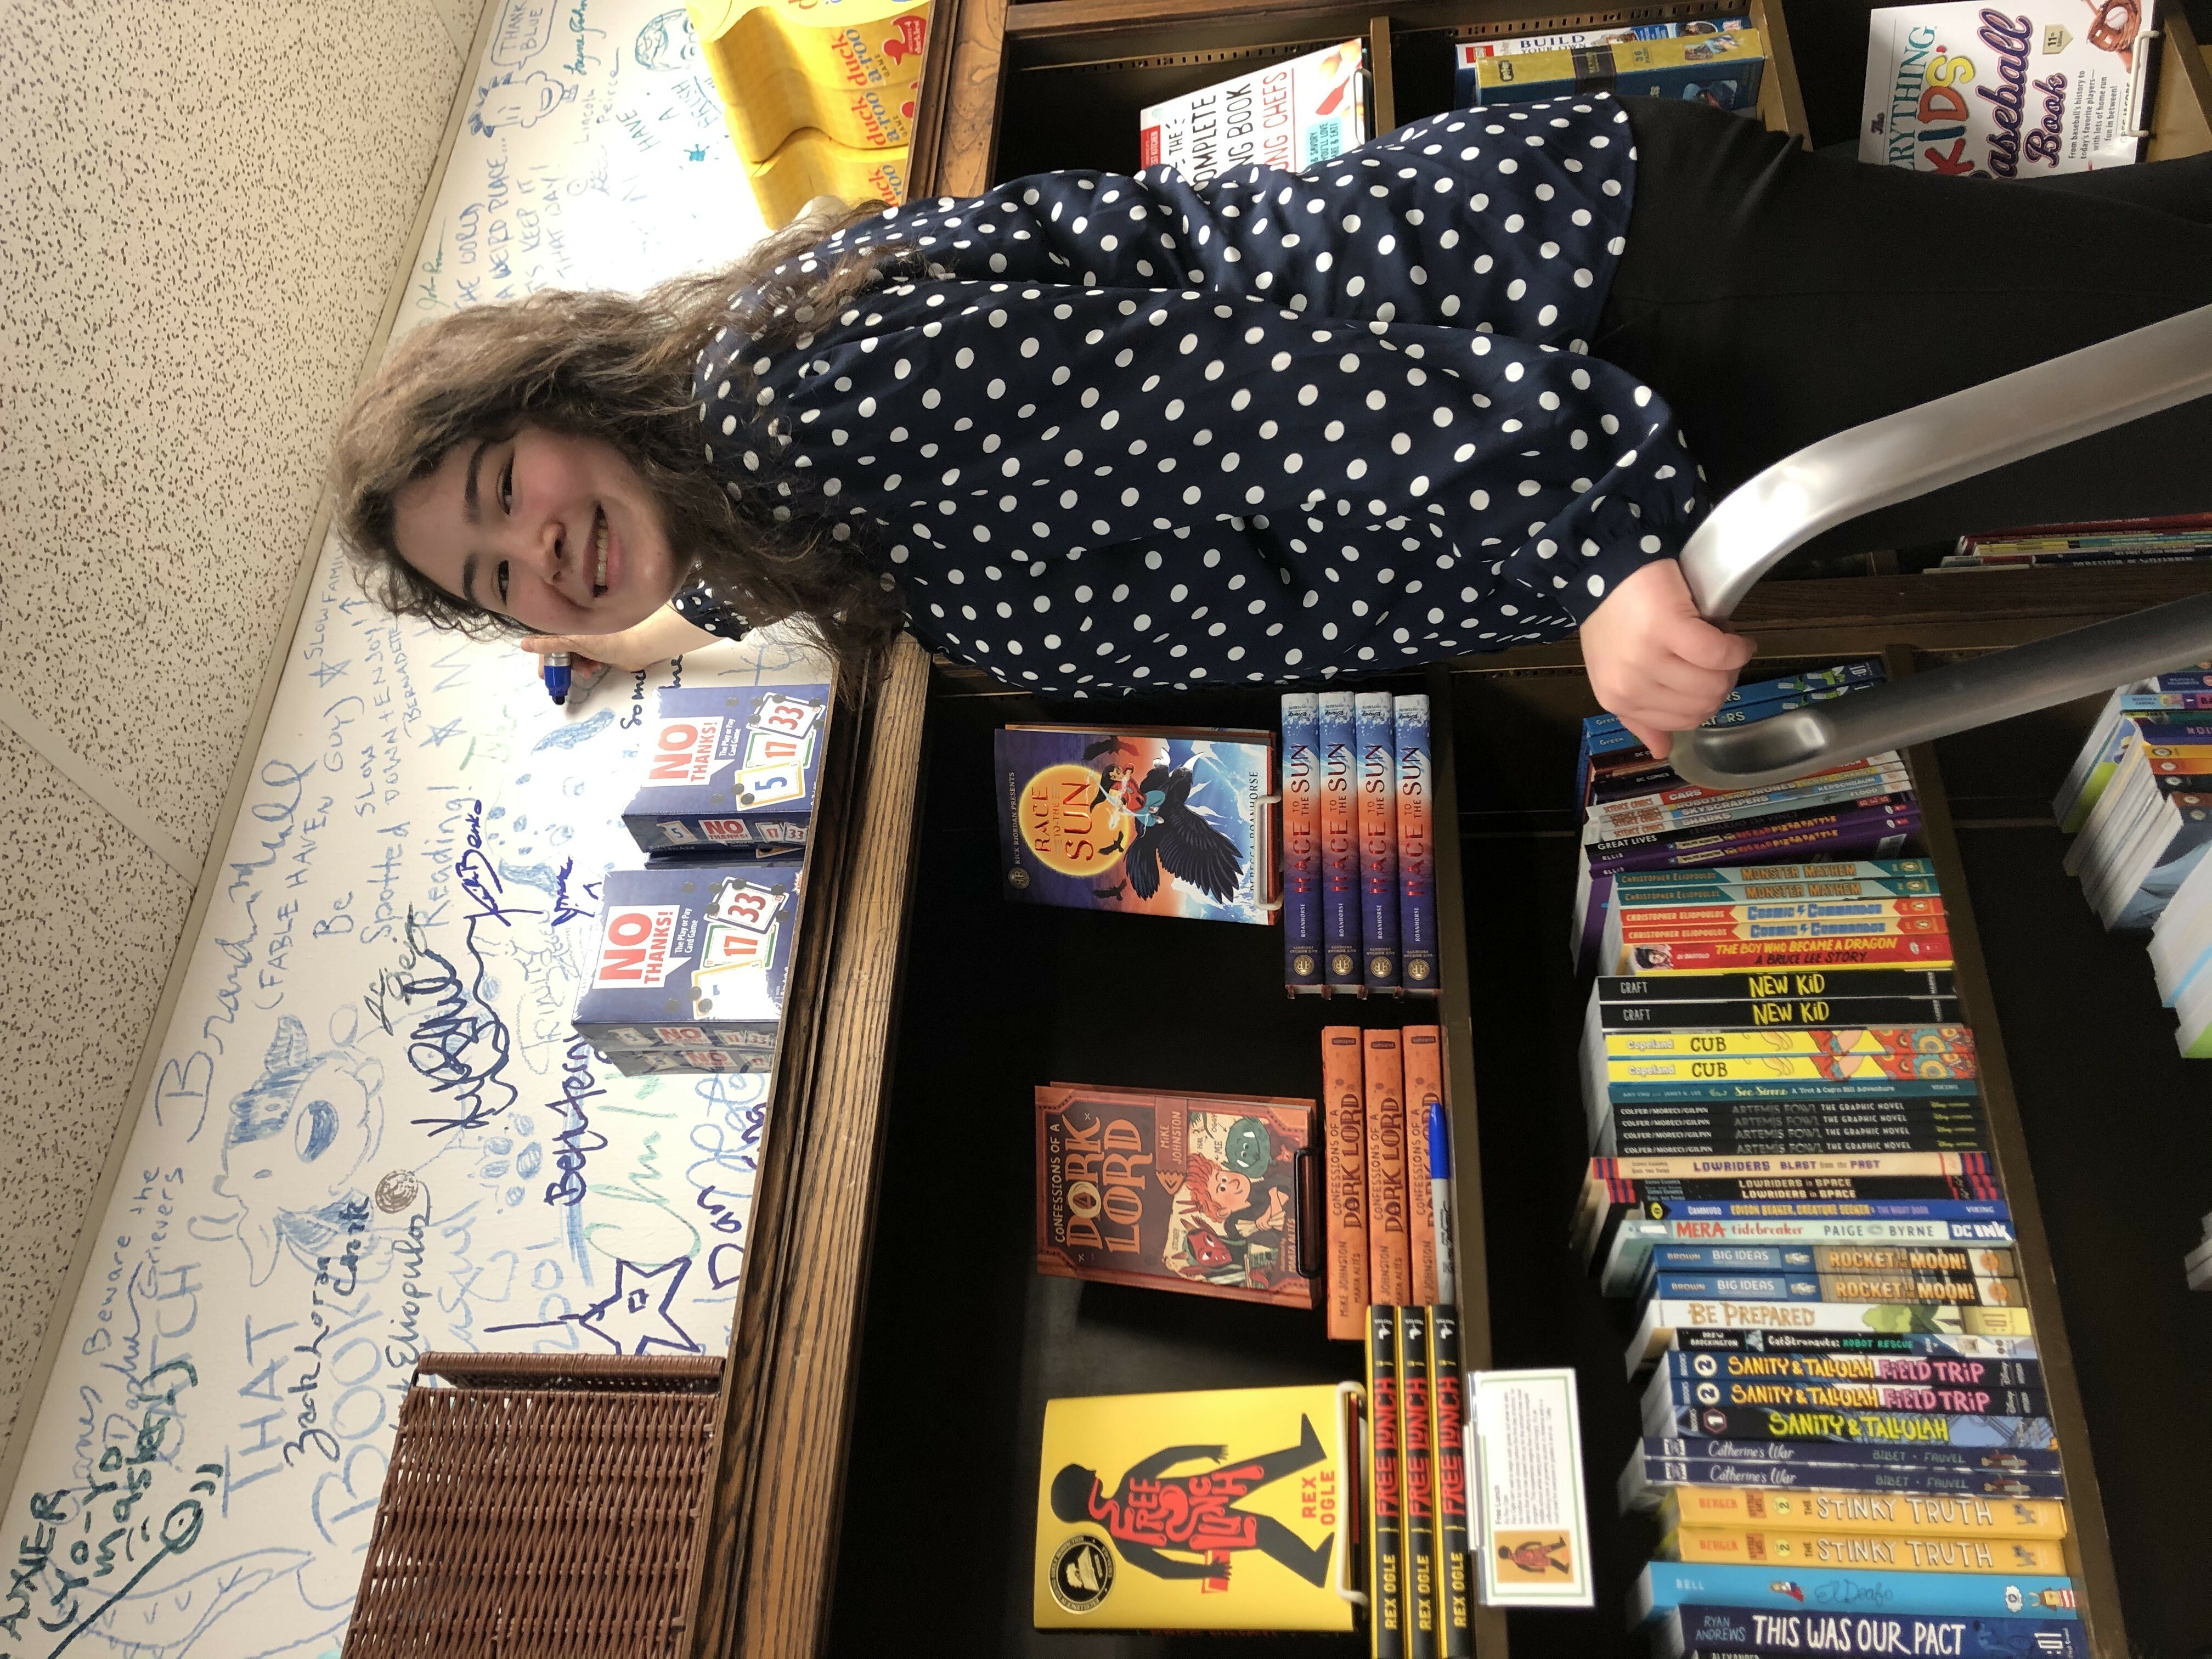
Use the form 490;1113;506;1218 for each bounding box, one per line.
758;279;1699;623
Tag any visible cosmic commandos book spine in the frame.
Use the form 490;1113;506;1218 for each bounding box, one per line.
1034;1384;1360;1631
996;724;1279;922
1036;1084;1318;1308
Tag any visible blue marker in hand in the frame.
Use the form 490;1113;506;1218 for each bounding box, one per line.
543;651;572;706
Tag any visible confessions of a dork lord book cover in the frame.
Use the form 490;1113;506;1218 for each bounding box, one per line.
996;725;1279;923
1036;1084;1318;1308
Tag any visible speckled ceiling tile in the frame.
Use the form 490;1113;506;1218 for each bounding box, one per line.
0;0;467;870
429;0;493;59
0;727;194;1475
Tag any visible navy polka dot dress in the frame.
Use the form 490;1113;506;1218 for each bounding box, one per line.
689;94;1707;696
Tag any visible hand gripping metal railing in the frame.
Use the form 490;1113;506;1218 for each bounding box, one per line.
1664;302;2212;790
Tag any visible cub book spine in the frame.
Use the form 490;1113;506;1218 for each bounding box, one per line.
1395;693;1439;994
1365;1029;1414;1304
1403;1026;1445;1306
1358;691;1401;992
1324;1026;1372;1340
1322;691;1362;992
1600;1026;1969;1058
1658;1604;2083;1659
1633;1561;2078;1624
1428;1306;1475;1657
1645;1432;2063;1474
1660;1483;2068;1538
1368;1306;1407;1659
1400;1310;1442;1659
1283;693;1324;992
1664;1524;2067;1575
1622;1450;2070;1507
1651;1403;2056;1448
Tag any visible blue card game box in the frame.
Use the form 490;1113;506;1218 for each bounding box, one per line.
573;863;804;1075
623;684;831;855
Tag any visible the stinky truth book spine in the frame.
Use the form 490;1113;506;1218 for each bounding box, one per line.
1367;1307;1407;1658
1403;1027;1445;1306
1321;692;1362;989
1364;1030;1413;1305
1395;694;1439;995
1323;1027;1372;1340
1400;1308;1442;1659
1035;1084;1318;1308
995;724;1278;923
1283;693;1325;991
1428;1306;1475;1657
1033;1384;1358;1630
1358;692;1401;992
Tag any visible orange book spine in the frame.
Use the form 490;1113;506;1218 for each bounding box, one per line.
1365;1028;1413;1305
1323;1027;1371;1340
1403;1026;1444;1307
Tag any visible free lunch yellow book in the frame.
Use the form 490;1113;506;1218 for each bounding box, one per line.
1034;1384;1362;1631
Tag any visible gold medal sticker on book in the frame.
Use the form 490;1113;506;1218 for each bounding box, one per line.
1034;1384;1363;1631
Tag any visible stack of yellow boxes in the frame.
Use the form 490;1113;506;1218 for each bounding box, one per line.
689;0;930;228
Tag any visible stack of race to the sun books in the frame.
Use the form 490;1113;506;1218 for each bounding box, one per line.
1567;687;2091;1655
1283;692;1440;998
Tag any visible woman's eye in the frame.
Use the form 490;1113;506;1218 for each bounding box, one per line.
500;458;514;512
496;560;511;603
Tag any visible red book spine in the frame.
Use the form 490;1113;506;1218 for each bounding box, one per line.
1365;1030;1412;1305
1324;1026;1371;1340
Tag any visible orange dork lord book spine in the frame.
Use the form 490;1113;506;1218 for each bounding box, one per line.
1323;1027;1371;1340
1402;1026;1444;1307
1364;1030;1413;1305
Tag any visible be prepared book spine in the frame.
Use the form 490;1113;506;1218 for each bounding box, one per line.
1395;693;1438;994
1282;693;1324;992
1358;691;1401;992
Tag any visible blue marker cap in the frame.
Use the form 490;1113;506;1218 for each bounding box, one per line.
543;651;572;706
1427;1095;1452;1180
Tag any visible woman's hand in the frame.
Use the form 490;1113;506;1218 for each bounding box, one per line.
1576;558;1757;758
517;606;725;681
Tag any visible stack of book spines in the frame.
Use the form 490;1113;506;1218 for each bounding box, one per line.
1933;510;2212;571
1284;692;1437;998
1563;720;2087;1654
1330;1026;1472;1655
1455;18;1763;112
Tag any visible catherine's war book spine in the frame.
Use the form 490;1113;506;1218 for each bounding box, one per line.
1324;1026;1371;1340
1358;691;1401;992
1368;1306;1407;1659
1400;1309;1442;1659
1283;693;1324;992
1322;691;1362;992
1619;1444;2070;1510
1395;693;1439;994
1429;1306;1475;1657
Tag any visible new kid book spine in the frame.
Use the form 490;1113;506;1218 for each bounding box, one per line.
1324;1026;1372;1340
1283;693;1325;992
1368;1306;1408;1659
1395;693;1440;995
1428;1306;1475;1657
1400;1310;1442;1659
1403;1027;1445;1306
1322;691;1363;992
1365;1030;1414;1305
1358;692;1402;992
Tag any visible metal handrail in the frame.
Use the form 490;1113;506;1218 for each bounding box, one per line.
1664;303;2212;789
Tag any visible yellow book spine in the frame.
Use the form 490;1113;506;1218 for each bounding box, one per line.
1665;1525;2065;1575
1662;1486;2067;1539
1602;1027;1971;1059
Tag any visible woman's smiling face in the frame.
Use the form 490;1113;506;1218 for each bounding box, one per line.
392;424;682;635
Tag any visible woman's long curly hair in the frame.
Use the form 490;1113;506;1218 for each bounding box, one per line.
329;201;909;676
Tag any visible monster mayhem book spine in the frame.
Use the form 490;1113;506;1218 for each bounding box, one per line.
1368;1306;1407;1659
1395;693;1440;995
1322;691;1362;992
1400;1310;1442;1659
1358;691;1402;992
1404;1026;1444;1306
1427;1307;1475;1658
1365;1030;1414;1305
1283;693;1324;992
1324;1026;1372;1340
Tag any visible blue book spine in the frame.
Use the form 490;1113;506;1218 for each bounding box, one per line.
1645;1435;2065;1475
1280;693;1324;992
1660;1351;2046;1393
1660;1199;2011;1226
1319;692;1362;991
1630;1448;2067;1502
1394;693;1438;994
1635;1563;2078;1624
1356;692;1400;992
1648;1271;1825;1302
1646;1245;1790;1273
1667;1604;2084;1658
1585;663;1883;738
